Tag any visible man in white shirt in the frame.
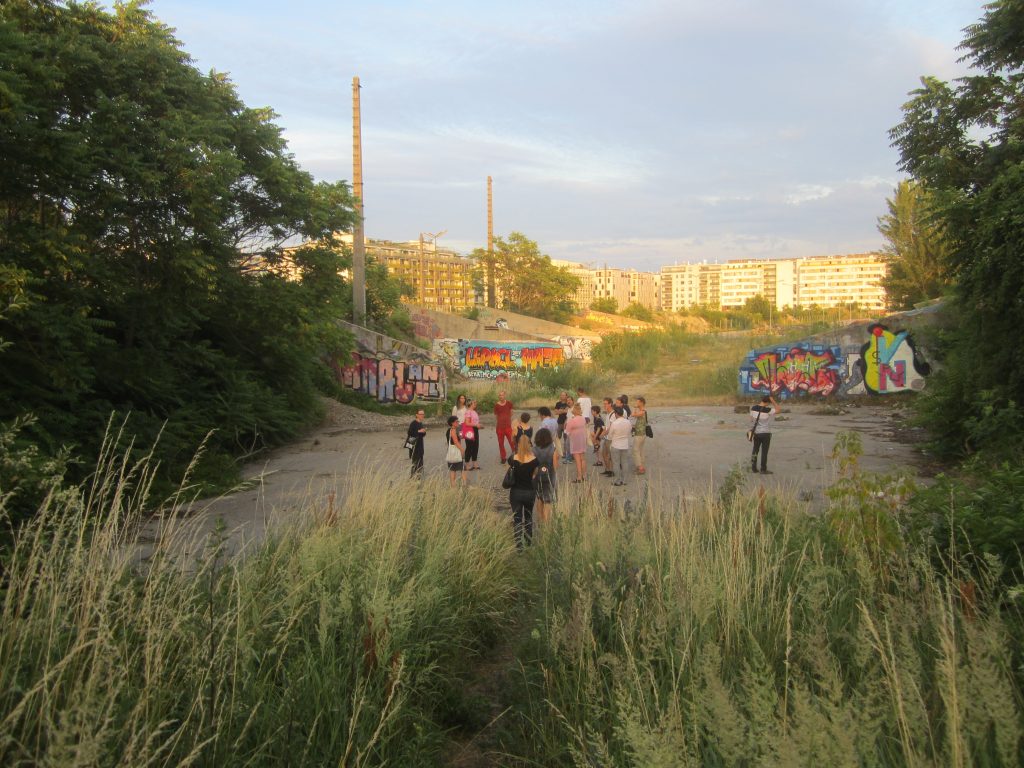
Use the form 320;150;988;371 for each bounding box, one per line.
576;387;593;424
749;395;777;474
606;406;632;486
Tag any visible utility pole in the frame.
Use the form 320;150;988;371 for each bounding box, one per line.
486;176;496;308
351;77;366;325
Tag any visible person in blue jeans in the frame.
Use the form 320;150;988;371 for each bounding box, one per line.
749;395;777;474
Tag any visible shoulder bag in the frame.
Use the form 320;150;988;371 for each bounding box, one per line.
404;435;417;451
746;409;762;442
501;462;515;489
445;430;462;463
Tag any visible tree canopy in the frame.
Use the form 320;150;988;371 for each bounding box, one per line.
0;1;392;511
470;233;580;323
890;0;1024;455
876;180;951;310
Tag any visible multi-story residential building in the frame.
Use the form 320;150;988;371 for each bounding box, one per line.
629;271;659;309
793;253;887;311
659;253;886;312
336;234;478;311
659;263;720;312
592;267;633;311
551;259;596;312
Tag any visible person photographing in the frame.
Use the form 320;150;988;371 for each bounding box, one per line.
749;395;777;474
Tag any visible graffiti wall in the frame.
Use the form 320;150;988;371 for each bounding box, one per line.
738;323;930;398
332;321;447;403
855;323;931;395
432;337;592;379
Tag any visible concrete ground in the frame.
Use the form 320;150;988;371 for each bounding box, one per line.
136;404;923;562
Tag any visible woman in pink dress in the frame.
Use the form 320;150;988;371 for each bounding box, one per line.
565;404;589;483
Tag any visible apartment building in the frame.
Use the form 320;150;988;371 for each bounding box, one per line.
551;259;596;312
794;254;887;311
629;271;660;309
336;234;477;311
659;253;886;312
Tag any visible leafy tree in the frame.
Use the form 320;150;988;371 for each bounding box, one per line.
890;0;1024;455
876;180;951;309
590;297;618;314
469;232;580;322
620;302;654;322
0;1;358;505
742;295;772;322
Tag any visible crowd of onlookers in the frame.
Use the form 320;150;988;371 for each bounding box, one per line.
405;387;654;547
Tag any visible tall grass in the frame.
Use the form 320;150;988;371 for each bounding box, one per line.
0;435;519;766
504;473;1024;765
2;431;1022;765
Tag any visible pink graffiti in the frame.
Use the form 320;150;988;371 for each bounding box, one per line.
335;352;445;403
751;348;840;396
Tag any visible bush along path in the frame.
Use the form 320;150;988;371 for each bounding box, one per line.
1;444;1022;766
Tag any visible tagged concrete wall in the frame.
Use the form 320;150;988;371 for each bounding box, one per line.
738;319;932;399
331;321;447;404
431;336;593;379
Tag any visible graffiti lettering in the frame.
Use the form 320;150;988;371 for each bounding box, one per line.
739;324;932;398
858;324;930;394
746;346;842;396
335;352;446;404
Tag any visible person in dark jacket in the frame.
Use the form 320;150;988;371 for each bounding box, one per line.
407;409;426;476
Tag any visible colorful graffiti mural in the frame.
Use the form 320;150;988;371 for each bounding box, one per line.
459;340;565;379
332;320;447;403
738;323;931;398
333;353;446;403
739;344;845;397
431;336;593;378
856;323;931;395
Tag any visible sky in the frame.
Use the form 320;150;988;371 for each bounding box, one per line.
149;0;982;271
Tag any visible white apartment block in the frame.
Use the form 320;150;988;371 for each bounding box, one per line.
551;259;596;312
659;253;887;312
794;254;887;311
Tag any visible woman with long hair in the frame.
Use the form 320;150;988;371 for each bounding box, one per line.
462;399;481;471
451;393;468;424
532;427;558;525
445;415;466;487
564;403;589;482
507;434;538;548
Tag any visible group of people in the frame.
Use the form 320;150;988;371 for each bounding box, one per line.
406;388;779;548
406;387;654;547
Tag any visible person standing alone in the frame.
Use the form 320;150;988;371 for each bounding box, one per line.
494;390;515;463
407;408;427;476
749;395;777;474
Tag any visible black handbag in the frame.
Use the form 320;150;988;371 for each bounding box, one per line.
645;423;653;438
501;463;515;489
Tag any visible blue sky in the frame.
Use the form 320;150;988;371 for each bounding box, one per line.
149;0;981;270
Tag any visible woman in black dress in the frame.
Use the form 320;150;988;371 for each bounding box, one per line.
507;434;538;548
407;408;426;476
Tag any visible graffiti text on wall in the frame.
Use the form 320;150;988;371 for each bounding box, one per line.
857;324;931;395
742;345;844;397
459;340;565;379
334;353;446;403
738;323;932;398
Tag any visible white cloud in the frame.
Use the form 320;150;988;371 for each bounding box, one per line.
784;185;834;206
